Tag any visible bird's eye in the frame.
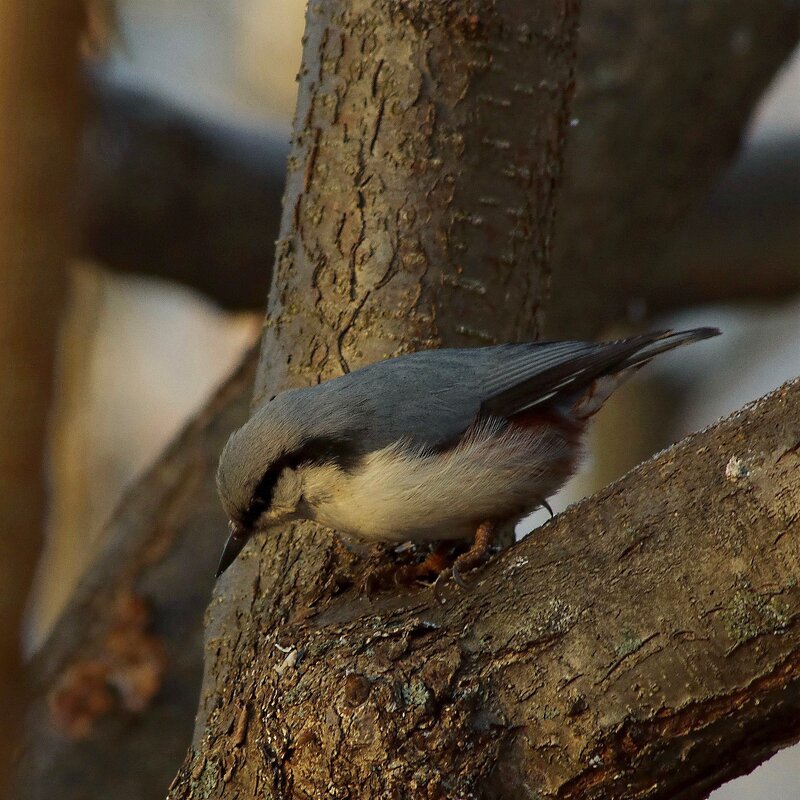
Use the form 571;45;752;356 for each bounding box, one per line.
241;437;354;528
242;469;280;527
246;495;267;518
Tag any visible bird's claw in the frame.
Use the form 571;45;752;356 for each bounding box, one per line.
429;565;468;601
360;571;379;599
451;564;468;589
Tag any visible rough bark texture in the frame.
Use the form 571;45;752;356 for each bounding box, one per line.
252;0;577;401
546;0;800;338
171;377;800;800
0;0;83;788
171;0;579;797
12;355;256;800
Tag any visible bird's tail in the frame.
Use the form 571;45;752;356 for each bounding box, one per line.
570;327;720;419
616;327;720;371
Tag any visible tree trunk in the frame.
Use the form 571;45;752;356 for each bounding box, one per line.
171;0;580;797
251;0;578;402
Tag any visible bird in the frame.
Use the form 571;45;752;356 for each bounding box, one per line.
215;327;719;584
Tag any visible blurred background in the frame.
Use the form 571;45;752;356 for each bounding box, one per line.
1;0;798;796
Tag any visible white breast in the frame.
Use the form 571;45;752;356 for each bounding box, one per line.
302;419;579;544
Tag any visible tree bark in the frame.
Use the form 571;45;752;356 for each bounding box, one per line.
252;0;578;400
0;0;84;788
168;376;800;800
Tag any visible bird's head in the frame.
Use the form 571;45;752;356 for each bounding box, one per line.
214;391;353;577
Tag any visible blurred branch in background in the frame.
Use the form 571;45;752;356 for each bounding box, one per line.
0;0;85;789
546;0;800;338
75;81;285;310
26;263;258;653
654;134;800;311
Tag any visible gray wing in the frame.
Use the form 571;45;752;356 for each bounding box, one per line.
478;327;719;418
282;328;719;454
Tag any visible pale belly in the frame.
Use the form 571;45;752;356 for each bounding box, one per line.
304;421;579;544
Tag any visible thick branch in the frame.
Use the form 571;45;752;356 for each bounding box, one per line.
174;377;800;800
13;356;256;800
77;82;285;311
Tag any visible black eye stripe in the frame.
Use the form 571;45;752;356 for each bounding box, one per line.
242;468;280;528
242;437;356;528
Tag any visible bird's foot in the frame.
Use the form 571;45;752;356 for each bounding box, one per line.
449;520;495;588
358;524;497;596
359;542;455;597
539;498;555;519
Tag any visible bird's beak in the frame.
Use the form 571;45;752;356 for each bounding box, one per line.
215;522;249;578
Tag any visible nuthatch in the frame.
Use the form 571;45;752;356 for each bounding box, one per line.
215;328;719;582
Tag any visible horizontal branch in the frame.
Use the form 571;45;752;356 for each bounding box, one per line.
175;377;800;799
